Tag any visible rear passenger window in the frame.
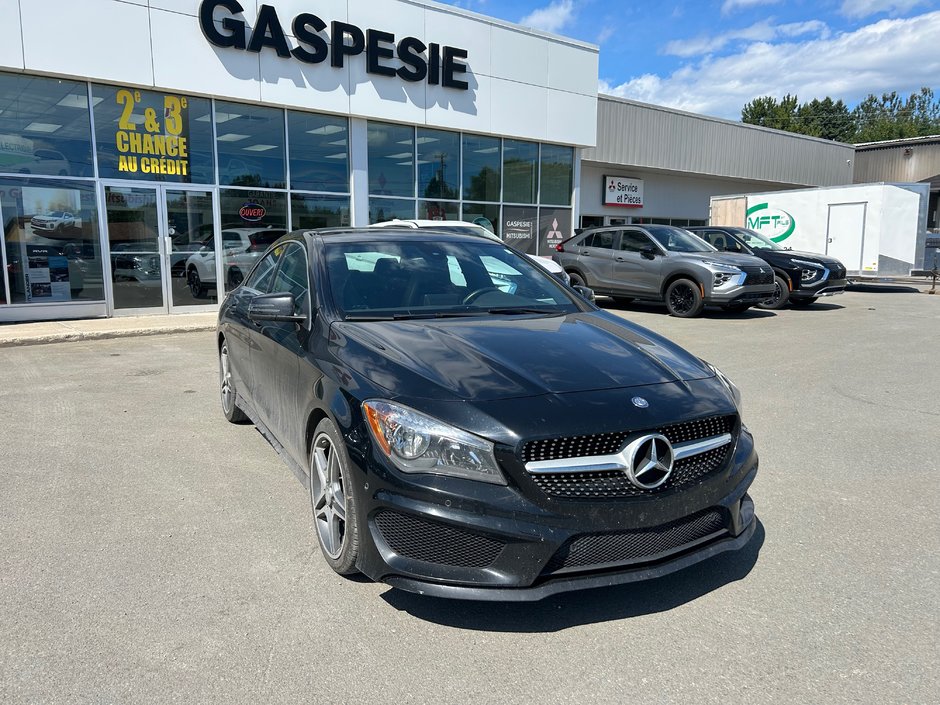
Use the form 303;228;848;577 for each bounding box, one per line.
582;231;614;249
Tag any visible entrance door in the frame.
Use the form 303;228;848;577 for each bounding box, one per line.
104;184;218;314
826;202;866;271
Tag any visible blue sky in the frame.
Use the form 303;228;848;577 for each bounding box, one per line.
441;0;940;120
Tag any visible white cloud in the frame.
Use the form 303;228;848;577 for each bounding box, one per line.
840;0;931;18
519;0;576;33
599;11;940;120
664;19;829;58
721;0;783;16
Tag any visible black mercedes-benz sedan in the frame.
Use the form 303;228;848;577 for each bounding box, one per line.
216;227;758;601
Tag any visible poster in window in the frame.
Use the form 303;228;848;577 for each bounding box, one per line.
502;206;538;255
538;208;572;255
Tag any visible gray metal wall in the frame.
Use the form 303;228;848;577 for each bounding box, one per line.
854;140;940;184
580;163;799;221
584;96;855;187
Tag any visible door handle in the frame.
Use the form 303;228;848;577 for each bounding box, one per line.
581;251;590;256
616;257;625;262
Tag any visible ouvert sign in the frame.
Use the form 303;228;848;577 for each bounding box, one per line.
199;0;471;90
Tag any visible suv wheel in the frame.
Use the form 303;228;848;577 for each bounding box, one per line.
568;272;586;288
665;278;704;317
757;275;790;310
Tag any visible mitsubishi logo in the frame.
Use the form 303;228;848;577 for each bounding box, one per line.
624;433;674;489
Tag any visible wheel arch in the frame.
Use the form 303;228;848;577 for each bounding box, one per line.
661;271;703;298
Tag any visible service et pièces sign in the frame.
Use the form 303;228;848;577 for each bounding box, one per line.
114;89;191;177
604;175;643;208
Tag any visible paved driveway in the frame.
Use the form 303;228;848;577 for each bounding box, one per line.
1;288;937;704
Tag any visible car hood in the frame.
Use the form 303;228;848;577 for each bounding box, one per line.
695;252;768;268
775;250;844;267
331;311;715;402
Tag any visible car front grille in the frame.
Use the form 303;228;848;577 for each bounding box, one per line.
543;509;727;573
741;266;774;286
522;414;736;500
374;510;505;568
521;414;735;463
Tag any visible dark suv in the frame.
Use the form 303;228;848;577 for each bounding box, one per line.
552;225;776;317
688;226;848;309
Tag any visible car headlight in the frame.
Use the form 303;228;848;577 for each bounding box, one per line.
701;260;742;273
790;259;825;283
704;362;742;412
362;400;506;485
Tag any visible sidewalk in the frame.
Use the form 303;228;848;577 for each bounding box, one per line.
0;312;217;348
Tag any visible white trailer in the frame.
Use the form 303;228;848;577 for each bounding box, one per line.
709;183;930;276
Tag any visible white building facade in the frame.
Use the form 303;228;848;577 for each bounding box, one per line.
0;0;598;321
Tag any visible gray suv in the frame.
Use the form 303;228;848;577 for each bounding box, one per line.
553;225;776;317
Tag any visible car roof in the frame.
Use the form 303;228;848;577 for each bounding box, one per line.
292;227;493;244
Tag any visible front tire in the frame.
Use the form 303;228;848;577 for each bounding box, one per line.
219;340;249;424
757;275;790;310
665;278;705;317
309;418;360;576
567;271;586;288
188;267;206;298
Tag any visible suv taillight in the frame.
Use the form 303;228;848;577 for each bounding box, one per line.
555;243;565;252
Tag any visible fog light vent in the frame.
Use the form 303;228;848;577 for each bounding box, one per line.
374;510;505;568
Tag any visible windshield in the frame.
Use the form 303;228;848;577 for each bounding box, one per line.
325;239;579;319
729;227;784;251
646;225;715;253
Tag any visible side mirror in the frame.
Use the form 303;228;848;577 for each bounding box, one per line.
573;285;595;302
248;292;306;323
640;246;658;260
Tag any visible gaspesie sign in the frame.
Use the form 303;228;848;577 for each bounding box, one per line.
199;0;470;90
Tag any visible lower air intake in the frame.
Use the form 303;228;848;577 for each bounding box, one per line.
374;510;505;568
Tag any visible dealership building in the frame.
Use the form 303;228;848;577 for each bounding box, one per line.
1;0;854;323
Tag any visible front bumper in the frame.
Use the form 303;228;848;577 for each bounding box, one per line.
706;283;776;305
793;277;847;299
352;424;759;601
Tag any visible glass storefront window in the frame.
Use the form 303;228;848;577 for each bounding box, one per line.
461;202;500;236
0;72;94;178
93;85;214;184
501;205;538;253
1;178;104;304
503;140;538;204
291;194;350;229
368;122;414;198
539;144;573;206
417;128;459;200
288;112;349;193
219;189;287;291
462;134;500;202
369;197;415;223
216;102;285;189
418;200;459;220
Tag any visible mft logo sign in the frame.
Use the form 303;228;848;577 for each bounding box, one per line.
746;202;796;243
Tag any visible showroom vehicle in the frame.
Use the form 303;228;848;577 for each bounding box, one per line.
552;225;776;317
687;226;848;309
370;219;572;287
30;210;78;234
186;226;285;296
216;227;758;600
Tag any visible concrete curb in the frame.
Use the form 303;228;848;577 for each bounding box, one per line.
0;323;216;348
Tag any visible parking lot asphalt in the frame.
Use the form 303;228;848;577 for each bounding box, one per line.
1;289;938;704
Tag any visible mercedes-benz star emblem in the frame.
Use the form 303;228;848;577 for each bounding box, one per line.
631;396;649;408
624;433;674;489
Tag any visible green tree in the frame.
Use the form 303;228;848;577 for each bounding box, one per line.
795;98;854;142
741;94;799;131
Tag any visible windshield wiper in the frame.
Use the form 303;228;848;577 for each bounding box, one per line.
485;307;561;315
344;311;481;321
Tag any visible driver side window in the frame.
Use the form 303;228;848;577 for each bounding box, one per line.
619;230;652;253
243;250;279;293
271;243;311;316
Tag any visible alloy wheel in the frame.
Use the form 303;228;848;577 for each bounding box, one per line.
669;283;695;314
219;343;234;414
311;433;347;560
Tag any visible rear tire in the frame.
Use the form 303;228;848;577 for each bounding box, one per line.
309;418;360;576
219;340;249;424
790;296;818;307
664;278;704;318
757;275;790;310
